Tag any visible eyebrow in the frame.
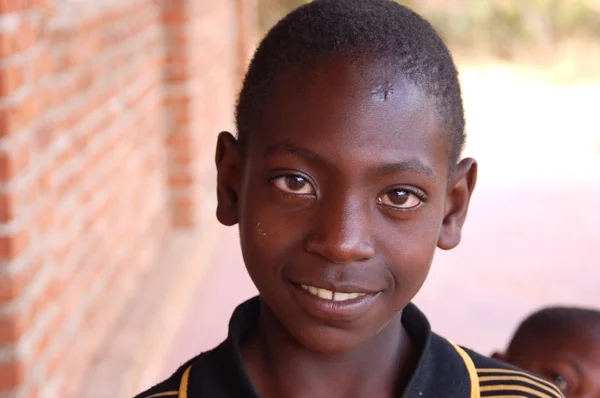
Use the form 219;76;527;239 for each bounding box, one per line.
264;140;329;165
263;140;435;177
366;158;435;178
548;356;586;379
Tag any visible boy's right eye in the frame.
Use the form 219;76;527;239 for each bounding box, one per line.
271;175;316;196
543;370;572;395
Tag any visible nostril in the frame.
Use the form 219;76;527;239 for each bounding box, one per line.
304;232;375;263
305;240;324;255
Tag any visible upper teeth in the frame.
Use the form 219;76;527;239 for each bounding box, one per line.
301;285;365;301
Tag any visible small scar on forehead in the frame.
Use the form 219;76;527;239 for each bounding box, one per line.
371;81;395;101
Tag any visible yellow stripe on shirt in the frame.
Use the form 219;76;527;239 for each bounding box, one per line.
480;384;558;398
477;368;562;396
144;392;178;398
178;364;192;398
478;375;560;396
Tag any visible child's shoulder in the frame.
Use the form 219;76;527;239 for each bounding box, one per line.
133;338;249;398
461;345;565;398
134;338;564;398
133;355;195;398
134;299;565;398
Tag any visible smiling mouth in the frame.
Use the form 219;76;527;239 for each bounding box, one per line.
299;284;368;302
290;281;381;321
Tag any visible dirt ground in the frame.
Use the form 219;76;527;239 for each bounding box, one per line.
159;65;600;377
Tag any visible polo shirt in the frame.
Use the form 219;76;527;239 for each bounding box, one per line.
135;297;564;398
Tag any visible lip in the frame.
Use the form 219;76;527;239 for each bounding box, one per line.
289;281;381;322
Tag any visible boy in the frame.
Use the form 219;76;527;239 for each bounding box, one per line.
493;306;600;397
136;1;564;397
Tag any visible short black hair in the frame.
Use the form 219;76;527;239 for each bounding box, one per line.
236;0;466;165
507;306;600;355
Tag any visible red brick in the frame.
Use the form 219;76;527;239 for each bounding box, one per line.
37;166;53;192
0;256;42;303
164;94;192;108
171;147;194;166
165;131;192;147
18;91;37;127
167;173;194;188
33;50;51;80
0;31;15;59
28;308;57;364
0;144;30;183
0;229;28;260
32;202;53;236
0;301;52;363
0;274;19;303
0;92;38;137
0;0;254;394
0;312;26;344
173;207;195;228
0;19;37;58
0;0;30;14
45;343;62;381
0;107;14;138
0;63;26;97
0;191;14;222
161;10;191;24
0;360;25;392
55;147;73;177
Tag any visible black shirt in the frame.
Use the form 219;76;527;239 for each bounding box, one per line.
135;297;563;398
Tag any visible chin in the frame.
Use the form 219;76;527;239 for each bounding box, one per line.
287;323;371;355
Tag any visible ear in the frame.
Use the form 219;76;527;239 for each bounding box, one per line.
437;157;478;250
491;351;507;362
215;131;241;226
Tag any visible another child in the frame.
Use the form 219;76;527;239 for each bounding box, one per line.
493;306;600;397
136;1;564;397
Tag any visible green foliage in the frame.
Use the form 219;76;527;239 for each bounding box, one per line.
395;0;600;58
258;0;600;60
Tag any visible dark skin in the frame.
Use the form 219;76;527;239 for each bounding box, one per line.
215;59;477;398
493;323;600;398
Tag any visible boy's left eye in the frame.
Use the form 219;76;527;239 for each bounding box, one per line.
272;175;316;195
377;189;423;210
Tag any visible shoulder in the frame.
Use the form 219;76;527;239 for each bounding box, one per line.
463;347;565;398
133;356;196;398
133;340;237;398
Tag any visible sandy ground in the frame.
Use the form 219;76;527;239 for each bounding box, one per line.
159;65;600;377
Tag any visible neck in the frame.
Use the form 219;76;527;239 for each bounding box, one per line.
242;299;415;398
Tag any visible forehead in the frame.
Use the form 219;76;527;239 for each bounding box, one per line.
248;59;448;176
519;328;600;365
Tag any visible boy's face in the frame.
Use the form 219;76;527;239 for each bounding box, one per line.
216;59;476;354
499;325;600;397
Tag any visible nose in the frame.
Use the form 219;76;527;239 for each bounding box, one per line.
304;196;375;263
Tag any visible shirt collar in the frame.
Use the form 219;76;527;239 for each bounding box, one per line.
187;297;472;397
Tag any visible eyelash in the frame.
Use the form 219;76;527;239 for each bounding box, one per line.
269;173;315;195
376;185;428;212
392;185;428;201
269;174;428;207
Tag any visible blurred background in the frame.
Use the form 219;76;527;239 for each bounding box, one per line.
0;0;598;397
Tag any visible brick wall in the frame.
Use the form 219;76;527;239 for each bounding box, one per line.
163;0;238;227
0;0;256;396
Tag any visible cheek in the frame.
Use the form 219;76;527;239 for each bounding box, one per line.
238;190;306;278
379;212;442;297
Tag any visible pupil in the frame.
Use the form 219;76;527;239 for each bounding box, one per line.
287;176;305;190
554;375;567;389
390;190;409;205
